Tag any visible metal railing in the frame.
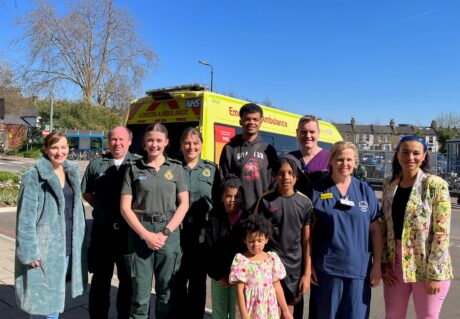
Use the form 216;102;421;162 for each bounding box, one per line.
357;150;460;191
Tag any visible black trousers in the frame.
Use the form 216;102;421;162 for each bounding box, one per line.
176;243;207;319
294;296;305;319
88;223;132;319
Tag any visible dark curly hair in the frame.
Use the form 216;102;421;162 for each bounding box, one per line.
273;155;299;177
219;173;242;192
240;214;273;239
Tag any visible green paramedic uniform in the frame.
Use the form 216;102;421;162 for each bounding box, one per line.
121;157;188;319
81;152;139;318
177;159;218;319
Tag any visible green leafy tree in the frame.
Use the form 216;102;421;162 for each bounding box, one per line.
37;99;122;132
436;127;458;154
434;112;460;153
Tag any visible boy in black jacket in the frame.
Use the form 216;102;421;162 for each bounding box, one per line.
205;174;248;319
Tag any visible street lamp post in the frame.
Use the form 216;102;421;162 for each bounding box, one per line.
198;60;214;91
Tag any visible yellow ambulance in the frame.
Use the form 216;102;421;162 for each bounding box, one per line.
126;84;343;162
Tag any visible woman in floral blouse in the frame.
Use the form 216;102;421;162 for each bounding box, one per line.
381;135;453;319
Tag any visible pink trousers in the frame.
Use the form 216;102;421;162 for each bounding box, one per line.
384;240;450;319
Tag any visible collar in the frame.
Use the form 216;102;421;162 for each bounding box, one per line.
389;169;426;194
231;134;263;145
139;156;172;168
242;134;263;145
102;151;136;162
182;158;205;170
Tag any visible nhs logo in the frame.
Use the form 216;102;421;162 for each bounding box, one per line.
185;99;201;108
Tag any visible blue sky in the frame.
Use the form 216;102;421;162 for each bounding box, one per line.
1;0;459;126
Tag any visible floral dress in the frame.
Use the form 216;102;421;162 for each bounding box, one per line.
229;251;286;319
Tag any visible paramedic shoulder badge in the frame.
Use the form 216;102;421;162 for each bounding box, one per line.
358;201;369;212
203;167;211;177
164;170;174;181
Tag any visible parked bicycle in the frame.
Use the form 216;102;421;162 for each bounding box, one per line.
68;148;102;161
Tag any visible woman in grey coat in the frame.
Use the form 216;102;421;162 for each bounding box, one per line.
15;131;87;318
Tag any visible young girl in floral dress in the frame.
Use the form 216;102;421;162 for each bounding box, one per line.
229;214;293;319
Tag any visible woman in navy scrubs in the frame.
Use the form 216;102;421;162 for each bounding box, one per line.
308;141;382;319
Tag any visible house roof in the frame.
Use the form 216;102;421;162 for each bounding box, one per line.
334;123;353;134
0;114;27;125
371;124;393;134
334;120;438;137
395;125;415;135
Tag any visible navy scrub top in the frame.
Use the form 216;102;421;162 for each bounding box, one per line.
309;176;381;279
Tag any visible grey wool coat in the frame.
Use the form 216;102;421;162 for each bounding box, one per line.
15;156;88;315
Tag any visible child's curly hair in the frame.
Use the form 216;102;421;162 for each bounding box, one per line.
240;214;273;239
220;173;242;192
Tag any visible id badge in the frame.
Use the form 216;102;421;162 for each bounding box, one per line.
339;198;355;207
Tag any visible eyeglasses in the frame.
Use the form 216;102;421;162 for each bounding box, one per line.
398;135;428;151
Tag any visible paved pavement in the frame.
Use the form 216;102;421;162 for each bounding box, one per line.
0;231;214;318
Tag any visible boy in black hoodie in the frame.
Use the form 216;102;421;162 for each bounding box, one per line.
219;103;278;211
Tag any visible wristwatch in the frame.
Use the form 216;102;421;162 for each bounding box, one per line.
162;227;171;237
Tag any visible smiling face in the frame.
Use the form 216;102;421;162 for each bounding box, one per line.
108;127;131;160
221;187;241;215
239;112;262;138
45;137;69;168
144;131;168;159
181;132;203;163
275;162;297;194
396;140;426;176
244;231;268;257
330;147;356;178
297;120;320;150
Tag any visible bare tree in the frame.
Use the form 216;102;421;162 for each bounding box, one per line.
435;112;460;128
15;0;157;107
0;61;31;115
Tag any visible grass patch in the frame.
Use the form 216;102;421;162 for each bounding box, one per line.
0;171;21;183
15;143;43;159
0;187;19;207
0;171;22;207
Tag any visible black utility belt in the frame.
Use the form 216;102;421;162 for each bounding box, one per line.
136;212;173;224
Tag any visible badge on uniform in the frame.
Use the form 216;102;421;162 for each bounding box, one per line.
203;167;211;177
339;196;355;207
320;193;333;200
358;201;369;212
164;170;174;180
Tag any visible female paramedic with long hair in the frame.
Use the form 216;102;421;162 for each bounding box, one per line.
176;127;218;319
121;123;189;319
